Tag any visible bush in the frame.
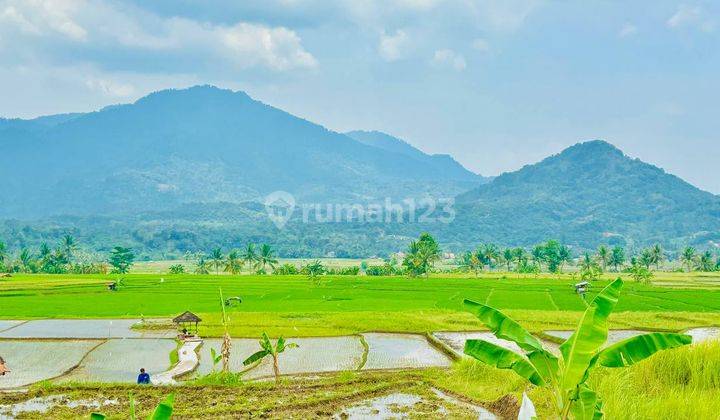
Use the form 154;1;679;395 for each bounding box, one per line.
168;264;185;274
273;263;299;275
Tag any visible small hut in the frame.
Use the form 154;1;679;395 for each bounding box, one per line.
173;311;202;337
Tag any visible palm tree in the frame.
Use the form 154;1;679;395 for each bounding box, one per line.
609;246;625;272
0;241;6;269
478;243;500;270
195;256;211;274
210;248;224;275
512;247;527;268
502;248;514;271
242;243;258;268
638;248;654;269
61;235;77;262
18;248;33;272
698;250;715;272
224;250;244;275
650;244;665;270
531;245;545;270
257;244;278;272
680;246;697;273
595;245;609;272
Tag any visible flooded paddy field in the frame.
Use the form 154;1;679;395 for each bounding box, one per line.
362;333;452;370
0;319;172;339
58;338;176;383
0;340;102;389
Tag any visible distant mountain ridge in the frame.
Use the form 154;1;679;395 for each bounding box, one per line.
345;130;486;183
1;86;719;257
444;140;720;249
0;85;481;218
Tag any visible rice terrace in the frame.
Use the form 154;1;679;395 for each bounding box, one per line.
2;1;720;419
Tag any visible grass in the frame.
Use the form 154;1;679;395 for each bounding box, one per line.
2;273;720;336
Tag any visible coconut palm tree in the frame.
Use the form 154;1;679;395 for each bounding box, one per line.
650;244;665;270
61;235;77;263
680;246;697;272
698;250;715;272
609;246;625;272
224;250;244;275
595;245;609;272
242;243;258;268
502;248;514;271
0;241;6;270
18;248;33;272
195;255;211;274
257;244;278;272
210;248;224;275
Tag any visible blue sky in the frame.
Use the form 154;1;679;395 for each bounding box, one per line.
1;1;719;192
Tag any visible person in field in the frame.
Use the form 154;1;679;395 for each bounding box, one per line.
0;356;8;376
137;368;150;384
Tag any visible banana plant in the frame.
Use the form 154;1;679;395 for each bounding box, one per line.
463;278;691;419
243;332;298;384
91;393;174;420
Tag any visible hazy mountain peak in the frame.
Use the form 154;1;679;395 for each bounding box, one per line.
345;130;483;182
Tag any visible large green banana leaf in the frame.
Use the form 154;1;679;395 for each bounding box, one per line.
148;393;174;420
597;332;691;368
464;339;545;386
569;385;603;420
464;299;547;353
244;349;270;365
560;278;623;391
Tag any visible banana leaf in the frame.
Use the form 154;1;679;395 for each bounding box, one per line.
243;350;270;365
569;385;603;420
560;278;623;391
90;414;106;420
464;339;545;386
148;393;174;420
464;299;547;353
597;332;691;368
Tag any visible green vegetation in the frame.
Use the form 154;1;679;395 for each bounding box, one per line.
2;273;720;337
243;333;298;384
463;278;690;419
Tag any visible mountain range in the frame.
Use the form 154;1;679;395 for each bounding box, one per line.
1;86;718;257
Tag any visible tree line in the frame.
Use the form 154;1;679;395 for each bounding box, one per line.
2;234;718;278
0;236;135;275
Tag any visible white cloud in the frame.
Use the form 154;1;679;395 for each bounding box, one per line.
378;29;409;61
432;49;466;71
667;4;715;33
0;0;317;71
472;38;490;52
618;23;638;38
85;78;136;98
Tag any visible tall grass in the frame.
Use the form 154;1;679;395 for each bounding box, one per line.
593;340;720;419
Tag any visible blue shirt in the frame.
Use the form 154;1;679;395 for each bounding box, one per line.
137;372;150;384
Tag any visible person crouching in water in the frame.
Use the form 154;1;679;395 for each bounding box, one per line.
137;368;150;384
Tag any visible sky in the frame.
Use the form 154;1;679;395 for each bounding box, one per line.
1;0;719;193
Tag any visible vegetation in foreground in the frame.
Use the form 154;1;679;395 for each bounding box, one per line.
1;339;719;419
463;278;691;418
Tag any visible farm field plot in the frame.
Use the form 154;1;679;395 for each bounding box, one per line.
58;339;176;383
1;273;720;337
0;340;102;388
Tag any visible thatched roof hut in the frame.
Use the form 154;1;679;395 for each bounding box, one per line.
173;311;201;334
173;311;202;323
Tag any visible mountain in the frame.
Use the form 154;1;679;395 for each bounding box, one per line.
345;130;486;183
2;88;718;258
0;86;482;218
445;140;720;250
